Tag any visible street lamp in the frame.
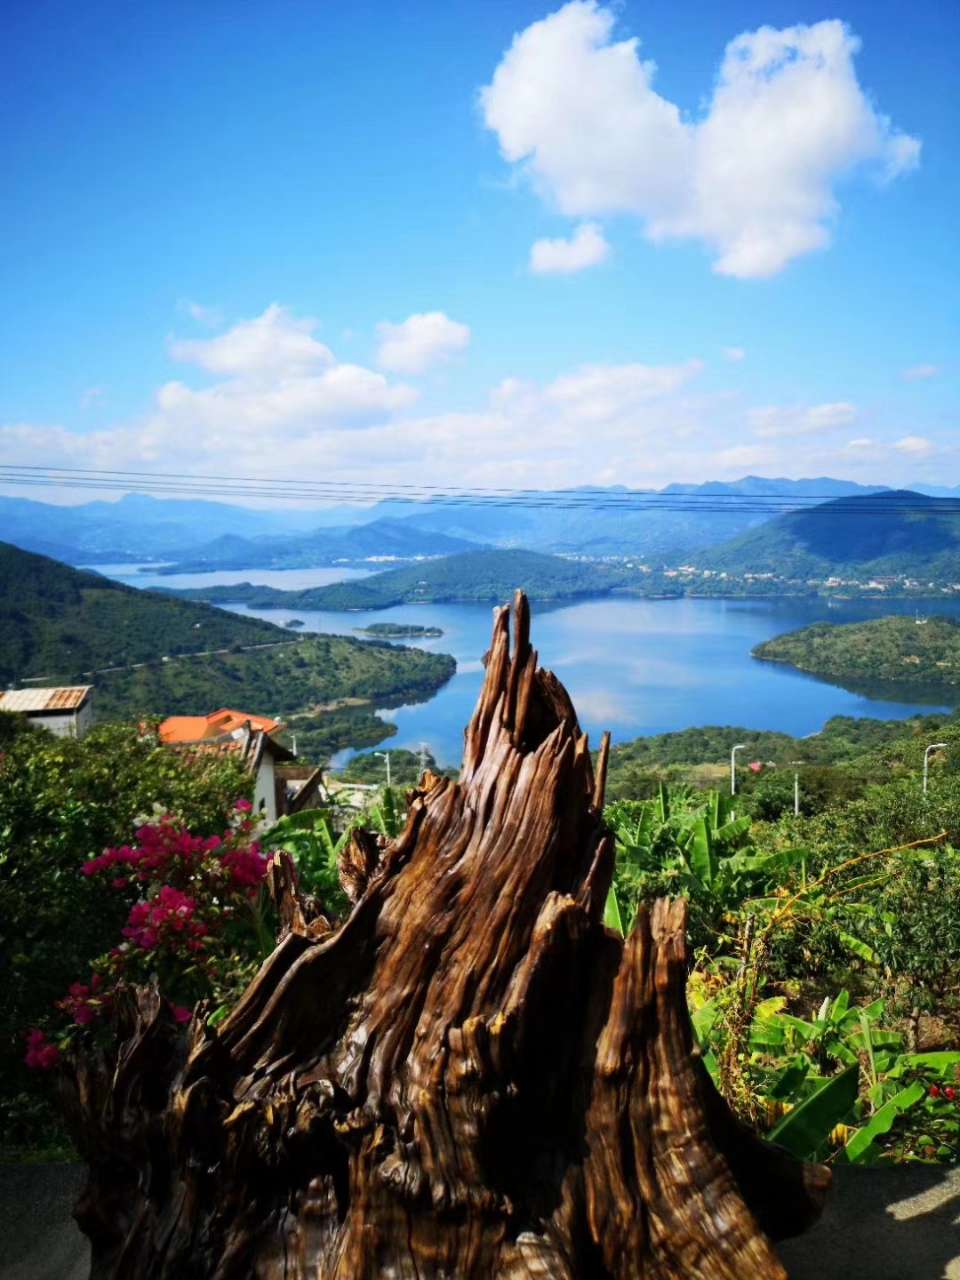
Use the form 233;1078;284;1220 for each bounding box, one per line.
923;743;948;796
375;751;392;788
730;743;746;796
792;761;804;817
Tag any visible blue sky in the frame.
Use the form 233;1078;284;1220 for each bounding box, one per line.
1;0;956;498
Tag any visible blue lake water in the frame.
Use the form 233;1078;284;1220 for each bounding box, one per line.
98;565;960;769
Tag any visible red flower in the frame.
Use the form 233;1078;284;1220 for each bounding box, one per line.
234;798;253;814
945;1087;956;1101
930;1085;942;1098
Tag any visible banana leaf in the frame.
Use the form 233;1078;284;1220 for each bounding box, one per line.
844;1081;926;1163
768;1065;859;1159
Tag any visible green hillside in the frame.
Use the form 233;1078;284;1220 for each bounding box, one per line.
754;615;960;691
168;549;629;610
0;543;456;753
603;710;960;803
700;491;960;581
0;540;284;684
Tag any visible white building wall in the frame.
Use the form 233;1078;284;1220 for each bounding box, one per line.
27;711;77;738
26;700;94;739
254;754;278;825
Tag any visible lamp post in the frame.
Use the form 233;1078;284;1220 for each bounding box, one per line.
376;751;392;788
923;742;948;796
730;743;746;796
792;761;803;817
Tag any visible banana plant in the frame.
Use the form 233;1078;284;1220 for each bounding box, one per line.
260;808;353;913
730;989;960;1163
604;784;803;940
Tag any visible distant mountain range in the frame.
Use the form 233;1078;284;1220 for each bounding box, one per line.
698;490;960;581
151;518;481;573
0;476;912;568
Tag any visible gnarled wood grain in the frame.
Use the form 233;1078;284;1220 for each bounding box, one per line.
60;592;828;1278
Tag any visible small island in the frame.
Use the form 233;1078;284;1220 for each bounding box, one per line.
285;618;306;629
753;615;960;691
354;622;444;639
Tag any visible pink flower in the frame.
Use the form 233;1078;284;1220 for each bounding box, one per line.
24;1029;61;1071
121;886;208;952
171;1004;193;1024
749;761;763;774
234;798;253;814
221;846;269;890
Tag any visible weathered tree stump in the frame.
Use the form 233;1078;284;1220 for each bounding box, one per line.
61;593;828;1278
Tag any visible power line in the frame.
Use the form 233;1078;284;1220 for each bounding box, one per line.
0;465;957;517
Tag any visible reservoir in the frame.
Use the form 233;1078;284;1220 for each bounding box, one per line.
99;565;960;768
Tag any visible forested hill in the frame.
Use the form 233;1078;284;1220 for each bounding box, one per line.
699;490;960;579
166;549;629;611
0;540;284;684
754;615;960;690
0;543;456;746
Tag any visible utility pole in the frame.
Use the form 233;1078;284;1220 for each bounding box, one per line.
418;742;430;775
730;743;746;796
923;742;948;796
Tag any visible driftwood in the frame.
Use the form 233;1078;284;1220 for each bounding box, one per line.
62;592;828;1278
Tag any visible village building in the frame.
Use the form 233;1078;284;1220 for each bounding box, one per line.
158;709;323;825
0;685;94;738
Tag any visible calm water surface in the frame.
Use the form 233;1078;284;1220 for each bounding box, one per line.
96;565;960;768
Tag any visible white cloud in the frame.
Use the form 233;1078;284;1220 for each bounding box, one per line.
894;434;934;456
903;364;940;381
480;3;920;278
375;312;471;374
749;401;857;438
170;304;335;377
154;366;417;433
3;308;952;499
723;347;746;363
154;304;420;434
529;222;610;274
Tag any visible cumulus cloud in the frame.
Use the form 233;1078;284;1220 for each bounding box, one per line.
480;3;920;277
529;221;610;274
749;401;857;438
2;307;950;497
375;312;471;374
157;305;419;435
903;364;940;381
169;304;335;378
894;434;934;456
723;347;746;363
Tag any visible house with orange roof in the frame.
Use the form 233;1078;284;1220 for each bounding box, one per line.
158;710;300;824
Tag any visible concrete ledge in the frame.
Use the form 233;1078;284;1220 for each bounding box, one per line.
779;1165;960;1279
1;1161;959;1278
0;1164;88;1280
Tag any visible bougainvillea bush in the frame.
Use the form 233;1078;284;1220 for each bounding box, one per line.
22;802;275;1081
0;720;250;1151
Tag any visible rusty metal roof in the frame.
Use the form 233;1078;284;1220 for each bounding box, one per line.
0;686;93;714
